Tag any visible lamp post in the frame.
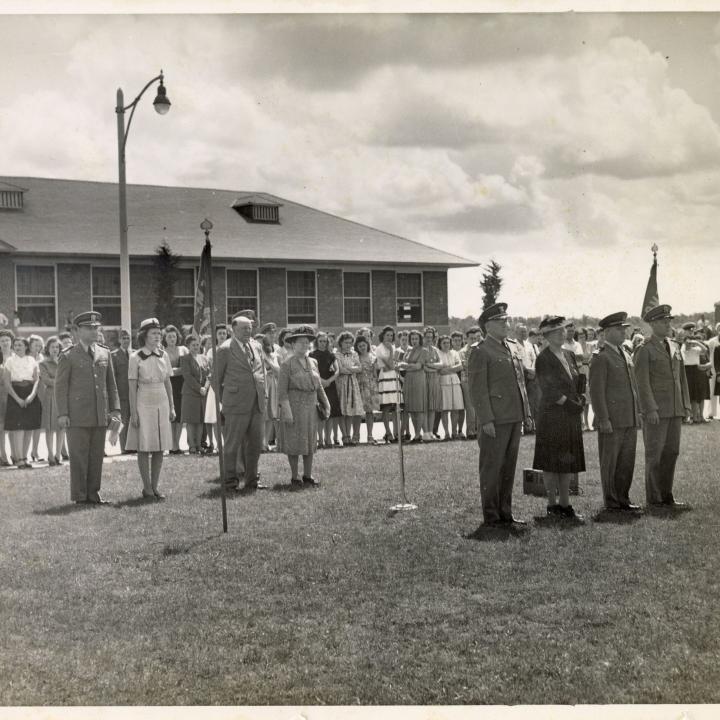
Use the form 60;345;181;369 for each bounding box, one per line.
116;71;171;332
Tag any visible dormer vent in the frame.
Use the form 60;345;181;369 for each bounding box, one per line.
0;183;26;210
232;195;282;224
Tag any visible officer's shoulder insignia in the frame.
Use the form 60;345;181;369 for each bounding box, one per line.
506;338;518;344
470;341;482;348
97;343;109;350
60;346;72;354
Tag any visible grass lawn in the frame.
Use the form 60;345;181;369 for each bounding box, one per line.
1;423;720;706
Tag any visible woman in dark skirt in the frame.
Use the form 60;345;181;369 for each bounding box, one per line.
3;336;41;469
532;315;586;521
179;334;209;454
163;325;188;453
309;332;341;448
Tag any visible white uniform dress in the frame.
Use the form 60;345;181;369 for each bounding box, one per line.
125;349;173;452
204;348;218;424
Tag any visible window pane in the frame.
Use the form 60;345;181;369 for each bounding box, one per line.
288;297;316;324
93;305;121;327
344;272;370;298
176;302;195;327
287;271;315;298
17;266;54;296
344;298;371;325
397;299;422;324
227;269;257;298
227;297;258;320
93;267;120;296
397;273;421;298
16;305;55;327
175;269;195;297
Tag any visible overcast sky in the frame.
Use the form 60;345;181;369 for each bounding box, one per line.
2;12;720;319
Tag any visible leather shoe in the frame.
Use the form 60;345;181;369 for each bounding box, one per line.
89;497;110;505
663;500;690;509
244;480;267;490
302;475;320;487
500;516;527;526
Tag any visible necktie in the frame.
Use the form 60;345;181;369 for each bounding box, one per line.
243;341;254;363
87;345;93;360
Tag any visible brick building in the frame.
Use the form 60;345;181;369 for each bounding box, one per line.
0;177;475;339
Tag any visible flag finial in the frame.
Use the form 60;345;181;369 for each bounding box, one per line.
651;243;658;260
200;218;213;241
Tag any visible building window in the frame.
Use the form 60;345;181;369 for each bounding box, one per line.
396;272;423;324
15;265;56;327
227;269;258;321
343;271;371;325
287;270;316;325
92;267;121;327
175;268;196;327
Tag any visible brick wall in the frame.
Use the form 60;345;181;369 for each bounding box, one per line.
372;270;396;327
317;269;343;328
423;270;449;328
259;267;287;327
57;263;91;330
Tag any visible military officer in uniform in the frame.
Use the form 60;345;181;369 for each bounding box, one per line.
589;312;642;512
634;304;691;509
55;311;120;504
468;302;531;527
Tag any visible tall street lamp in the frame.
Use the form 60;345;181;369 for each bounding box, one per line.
116;71;171;332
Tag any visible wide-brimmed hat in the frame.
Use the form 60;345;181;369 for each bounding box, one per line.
286;325;316;342
539;315;566;334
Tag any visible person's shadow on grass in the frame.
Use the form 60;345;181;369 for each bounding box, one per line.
463;525;526;542
592;508;645;524
533;515;586;530
33;503;96;516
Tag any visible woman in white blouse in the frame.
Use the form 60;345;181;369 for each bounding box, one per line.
125;318;175;499
436;334;464;440
3;337;41;469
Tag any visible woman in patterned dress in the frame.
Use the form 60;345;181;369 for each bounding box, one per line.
422;326;443;442
258;333;280;451
375;325;403;444
163;325;188;454
355;335;380;445
334;330;364;446
126;318;175;500
277;326;330;487
399;329;428;442
436;334;464;440
39;336;65;466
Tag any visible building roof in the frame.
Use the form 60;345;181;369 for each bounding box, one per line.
0;176;475;268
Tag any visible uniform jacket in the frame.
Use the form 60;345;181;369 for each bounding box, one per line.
214;336;267;415
633;335;691;418
55;342;120;427
589;343;640;428
468;335;530;426
111;347;130;403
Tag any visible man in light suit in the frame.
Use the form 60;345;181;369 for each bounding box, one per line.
634;304;691;509
468;302;531;527
56;311;120;504
214;313;267;491
589;312;642;512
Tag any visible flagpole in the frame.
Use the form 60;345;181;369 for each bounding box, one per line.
200;219;228;533
390;366;416;514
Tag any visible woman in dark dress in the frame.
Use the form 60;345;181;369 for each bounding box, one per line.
532;315;586;521
163;325;188;454
309;332;340;449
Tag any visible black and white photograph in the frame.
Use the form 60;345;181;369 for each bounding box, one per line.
1;3;720;716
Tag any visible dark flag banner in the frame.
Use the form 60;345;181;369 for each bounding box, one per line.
193;240;211;336
641;253;658;318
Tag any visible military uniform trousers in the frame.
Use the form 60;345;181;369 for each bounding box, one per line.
643;417;682;504
67;426;106;502
478;420;522;523
222;397;263;487
460;380;476;434
598;426;637;508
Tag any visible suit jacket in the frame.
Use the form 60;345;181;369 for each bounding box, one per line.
180;352;209;398
633;335;691;418
55;342;120;427
589;344;640;428
111;347;130;402
214;337;266;415
468;335;530;426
